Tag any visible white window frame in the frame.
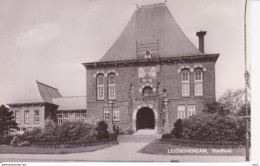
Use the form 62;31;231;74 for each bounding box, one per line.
181;71;190;97
81;113;86;123
57;114;63;125
24;110;29;124
63;113;69;123
34;110;39;124
194;70;203;96
97;75;105;100
113;107;120;121
75;113;81;122
108;74;116;99
187;105;196;118
177;105;185;119
104;107;109;122
15;110;20;124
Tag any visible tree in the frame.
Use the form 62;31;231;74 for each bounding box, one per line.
202;101;229;116
0;105;18;137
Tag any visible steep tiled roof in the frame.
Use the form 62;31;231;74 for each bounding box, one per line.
36;81;62;103
99;3;203;62
52;96;86;111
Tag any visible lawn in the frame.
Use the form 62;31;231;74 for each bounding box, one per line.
139;142;248;156
0;143;117;154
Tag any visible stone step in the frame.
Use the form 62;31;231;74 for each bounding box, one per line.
118;134;161;143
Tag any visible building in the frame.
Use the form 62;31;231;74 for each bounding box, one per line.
83;3;219;134
8;81;86;133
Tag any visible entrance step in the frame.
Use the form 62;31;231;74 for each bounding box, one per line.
133;129;157;135
118;129;161;143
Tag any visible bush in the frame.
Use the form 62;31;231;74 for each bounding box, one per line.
124;127;134;135
179;113;246;142
95;120;109;140
10;136;20;146
170;119;183;139
18;141;31;147
0;135;14;145
161;133;172;140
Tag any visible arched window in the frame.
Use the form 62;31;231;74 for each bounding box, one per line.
181;69;190;97
108;73;116;99
142;86;153;97
194;68;203;96
97;74;105;100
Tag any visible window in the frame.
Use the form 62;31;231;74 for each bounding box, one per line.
142;86;153;97
57;114;63;125
177;105;185;119
194;69;203;96
22;127;26;132
187;105;196;117
181;69;190;97
15;110;20;124
108;73;116;99
113;107;120;121
75;113;81;122
81;113;86;122
24;110;29;123
97;74;105;100
63;113;69;123
104;107;109;122
34;110;39;124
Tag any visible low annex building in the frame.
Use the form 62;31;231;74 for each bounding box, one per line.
7;81;86;133
82;3;219;134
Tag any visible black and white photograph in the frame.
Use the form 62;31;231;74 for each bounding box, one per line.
0;0;256;163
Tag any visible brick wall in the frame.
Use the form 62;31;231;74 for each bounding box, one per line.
85;58;216;133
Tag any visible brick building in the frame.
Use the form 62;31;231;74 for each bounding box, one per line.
8;81;86;133
83;3;219;134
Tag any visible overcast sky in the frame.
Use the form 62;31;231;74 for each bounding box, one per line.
0;0;249;104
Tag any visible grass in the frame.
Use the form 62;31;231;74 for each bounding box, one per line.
0;143;117;154
139;142;248;156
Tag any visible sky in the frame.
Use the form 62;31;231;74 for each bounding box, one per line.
0;0;249;104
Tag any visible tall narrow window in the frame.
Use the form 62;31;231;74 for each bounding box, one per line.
15;110;20;124
103;107;109;122
108;73;116;99
34;110;39;124
177;105;185;119
181;69;190;97
24;110;29;123
63;113;69;123
57;114;63;125
97;74;105;100
75;113;81;122
113;107;120;121
187;105;196;118
194;69;203;96
81;113;86;123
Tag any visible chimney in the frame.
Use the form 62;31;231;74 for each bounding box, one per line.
196;31;207;53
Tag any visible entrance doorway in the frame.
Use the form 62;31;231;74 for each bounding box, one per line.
136;107;155;130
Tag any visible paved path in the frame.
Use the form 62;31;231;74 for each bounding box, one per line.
0;143;245;162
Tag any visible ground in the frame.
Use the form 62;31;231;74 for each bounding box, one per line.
0;142;246;162
0;143;116;154
139;142;247;156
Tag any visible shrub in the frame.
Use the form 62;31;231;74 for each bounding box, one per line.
10;136;20;146
170;119;183;139
95;120;109;140
180;113;246;142
124;127;134;135
0;135;14;145
18;141;31;147
161;133;172;140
